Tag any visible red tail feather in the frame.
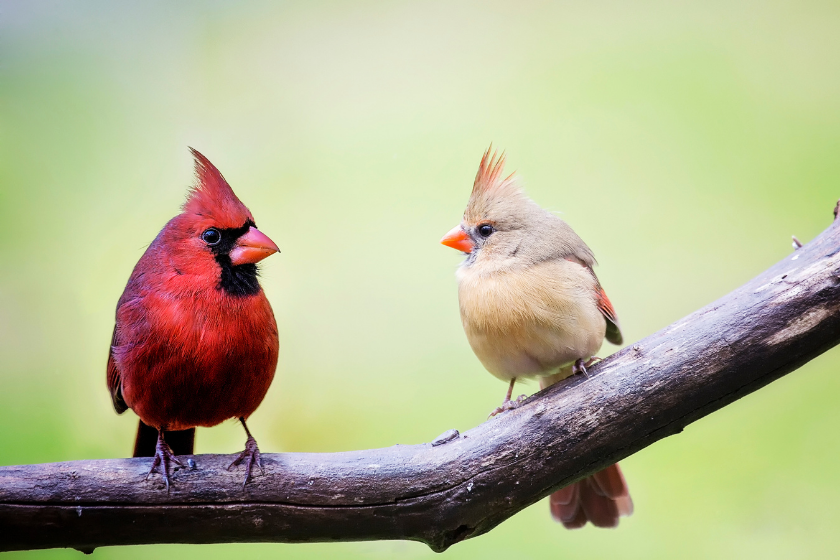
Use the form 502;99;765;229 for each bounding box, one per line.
550;463;633;529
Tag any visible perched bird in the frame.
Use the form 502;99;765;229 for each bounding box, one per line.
107;148;280;488
440;148;632;529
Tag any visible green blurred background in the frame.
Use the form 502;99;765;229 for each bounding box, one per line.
2;0;840;558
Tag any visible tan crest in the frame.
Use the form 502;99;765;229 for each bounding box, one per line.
183;148;254;228
471;146;516;196
465;145;525;223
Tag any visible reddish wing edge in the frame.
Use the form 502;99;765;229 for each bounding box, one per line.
596;286;623;345
571;261;623;346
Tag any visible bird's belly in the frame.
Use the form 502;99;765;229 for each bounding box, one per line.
119;299;278;431
458;261;607;382
125;351;276;431
467;321;603;381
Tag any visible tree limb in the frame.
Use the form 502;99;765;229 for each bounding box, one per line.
3;205;840;554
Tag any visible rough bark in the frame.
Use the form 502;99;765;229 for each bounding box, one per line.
3;206;840;554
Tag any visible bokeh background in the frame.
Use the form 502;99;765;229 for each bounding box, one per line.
2;1;840;558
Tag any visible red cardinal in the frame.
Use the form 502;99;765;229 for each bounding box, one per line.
441;148;632;528
107;148;280;488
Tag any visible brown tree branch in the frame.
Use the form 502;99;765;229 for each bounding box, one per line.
3;204;840;554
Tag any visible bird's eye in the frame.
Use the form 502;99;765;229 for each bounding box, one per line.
477;224;494;238
202;228;221;245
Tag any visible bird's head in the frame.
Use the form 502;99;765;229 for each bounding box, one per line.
440;147;595;271
163;148;280;296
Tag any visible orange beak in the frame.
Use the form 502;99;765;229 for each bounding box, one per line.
230;227;280;265
440;225;474;253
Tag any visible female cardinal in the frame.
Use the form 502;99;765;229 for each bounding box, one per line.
107;148;280;488
440;148;632;528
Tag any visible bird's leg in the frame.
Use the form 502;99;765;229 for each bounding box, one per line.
145;429;183;491
488;378;527;418
228;417;264;487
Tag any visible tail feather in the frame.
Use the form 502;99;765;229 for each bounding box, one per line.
553;496;588;529
538;375;633;529
550;483;582;524
550;463;633;529
579;478;621;528
132;421;195;457
591;463;631;501
615;494;634;517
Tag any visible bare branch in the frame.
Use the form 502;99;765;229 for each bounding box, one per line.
3;204;840;554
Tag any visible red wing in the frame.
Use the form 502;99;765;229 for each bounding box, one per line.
107;325;128;414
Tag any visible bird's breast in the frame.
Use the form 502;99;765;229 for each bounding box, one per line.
116;287;279;430
457;260;606;380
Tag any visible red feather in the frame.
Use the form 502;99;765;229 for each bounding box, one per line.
596;287;618;326
183;147;254;229
550;463;634;529
596;285;623;345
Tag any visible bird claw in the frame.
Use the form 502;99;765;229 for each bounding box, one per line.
572;358;590;377
146;437;183;491
573;356;603;377
228;434;263;487
488;394;527;418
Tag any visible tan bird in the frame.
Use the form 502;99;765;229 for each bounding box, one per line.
441;148;632;529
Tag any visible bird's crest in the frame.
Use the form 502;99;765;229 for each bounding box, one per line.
183;148;254;228
471;146;517;197
465;146;525;223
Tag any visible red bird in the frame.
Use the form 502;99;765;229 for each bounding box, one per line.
107;149;280;488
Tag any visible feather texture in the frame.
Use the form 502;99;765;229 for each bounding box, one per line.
183;148;254;229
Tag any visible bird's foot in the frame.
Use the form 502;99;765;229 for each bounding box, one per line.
488;394;527;418
146;437;183;491
228;434;264;487
572;358;591;377
573;356;603;377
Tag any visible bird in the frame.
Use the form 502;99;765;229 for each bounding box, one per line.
440;147;632;529
106;148;280;489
